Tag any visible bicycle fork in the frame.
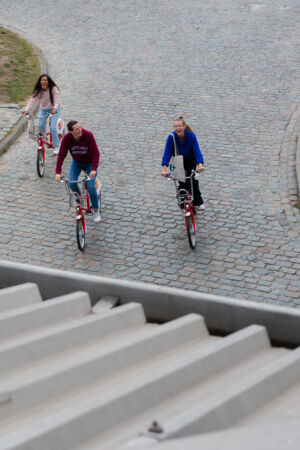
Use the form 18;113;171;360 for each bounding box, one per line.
184;205;196;231
76;207;86;233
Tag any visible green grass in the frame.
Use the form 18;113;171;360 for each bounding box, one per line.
0;26;40;104
293;201;300;210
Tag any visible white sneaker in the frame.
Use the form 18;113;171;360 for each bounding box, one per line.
93;210;101;223
198;204;205;211
52;147;59;156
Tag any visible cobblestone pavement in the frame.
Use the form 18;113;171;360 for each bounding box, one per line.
0;0;299;305
0;105;21;142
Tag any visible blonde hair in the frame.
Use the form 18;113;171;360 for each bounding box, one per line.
174;116;193;132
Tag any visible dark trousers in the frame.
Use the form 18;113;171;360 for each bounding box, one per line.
178;157;204;207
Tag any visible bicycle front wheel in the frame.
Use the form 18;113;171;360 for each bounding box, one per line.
76;217;85;251
37;148;44;178
186;214;196;249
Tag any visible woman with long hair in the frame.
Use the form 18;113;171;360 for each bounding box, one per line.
161;116;205;209
24;74;61;155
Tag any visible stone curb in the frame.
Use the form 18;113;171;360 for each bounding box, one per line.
0;27;47;157
279;102;300;224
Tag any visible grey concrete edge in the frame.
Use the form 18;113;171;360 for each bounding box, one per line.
280;99;300;223
0;24;47;157
296;126;300;201
0;260;300;348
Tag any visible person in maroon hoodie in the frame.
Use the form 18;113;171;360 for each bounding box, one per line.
55;120;101;223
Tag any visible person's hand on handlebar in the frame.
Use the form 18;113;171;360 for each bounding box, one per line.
161;165;168;177
51;108;57;115
89;170;96;178
23;110;28;115
55;174;61;182
197;163;204;173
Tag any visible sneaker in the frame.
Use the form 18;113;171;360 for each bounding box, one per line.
52;147;59;156
93;210;101;223
198;204;205;211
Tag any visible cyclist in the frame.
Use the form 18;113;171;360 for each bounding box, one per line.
161;116;205;210
23;74;62;156
55;121;101;223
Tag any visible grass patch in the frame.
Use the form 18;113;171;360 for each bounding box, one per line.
0;26;40;104
293;201;300;210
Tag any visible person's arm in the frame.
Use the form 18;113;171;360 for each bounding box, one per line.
55;135;69;178
52;87;61;114
23;93;39;114
161;165;168;177
191;133;204;172
161;135;174;176
89;132;100;176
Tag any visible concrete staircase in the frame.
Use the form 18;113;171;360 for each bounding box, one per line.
0;283;299;450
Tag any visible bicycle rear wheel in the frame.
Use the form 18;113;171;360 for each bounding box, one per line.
186;214;196;249
76;217;85;251
37;148;44;178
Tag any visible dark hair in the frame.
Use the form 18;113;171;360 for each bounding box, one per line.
67;120;78;132
32;74;59;106
174;116;193;132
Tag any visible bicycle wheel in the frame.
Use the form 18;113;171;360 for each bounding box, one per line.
76;217;85;251
186;214;196;249
36;148;44;178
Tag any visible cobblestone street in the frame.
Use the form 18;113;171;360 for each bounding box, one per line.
0;0;299;304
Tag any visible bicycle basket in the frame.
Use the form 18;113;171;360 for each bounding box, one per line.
177;189;189;208
68;191;87;208
28;118;42;140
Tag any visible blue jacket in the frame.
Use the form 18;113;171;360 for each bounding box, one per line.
161;130;204;166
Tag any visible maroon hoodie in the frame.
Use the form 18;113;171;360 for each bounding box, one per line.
56;128;100;174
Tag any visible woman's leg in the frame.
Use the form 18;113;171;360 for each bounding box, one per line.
49;107;60;148
183;158;204;207
192;178;204;206
85;164;99;210
68;160;82;199
38;109;48;135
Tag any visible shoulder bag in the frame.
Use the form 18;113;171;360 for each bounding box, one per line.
169;134;186;179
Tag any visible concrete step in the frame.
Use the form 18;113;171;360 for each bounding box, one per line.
0;292;91;341
144;347;300;441
81;345;289;450
0;324;271;449
0;313;208;421
0;303;145;375
0;283;41;313
119;422;300;450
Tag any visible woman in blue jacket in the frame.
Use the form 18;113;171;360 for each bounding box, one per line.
161;116;204;209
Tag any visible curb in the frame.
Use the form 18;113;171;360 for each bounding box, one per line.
296;133;300;201
278;101;300;224
0;26;47;157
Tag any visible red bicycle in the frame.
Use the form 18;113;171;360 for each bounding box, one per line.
61;173;102;251
167;170;200;249
25;113;65;177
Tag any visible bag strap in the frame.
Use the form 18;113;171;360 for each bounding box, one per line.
170;133;179;156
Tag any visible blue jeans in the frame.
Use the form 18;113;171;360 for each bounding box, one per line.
68;160;99;210
38;107;60;147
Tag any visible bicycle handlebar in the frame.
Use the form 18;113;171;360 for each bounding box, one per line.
167;170;200;181
60;174;91;183
24;112;53;119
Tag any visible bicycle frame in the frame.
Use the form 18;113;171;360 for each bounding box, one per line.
61;172;101;251
63;176;92;233
26;113;64;177
167;170;198;249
